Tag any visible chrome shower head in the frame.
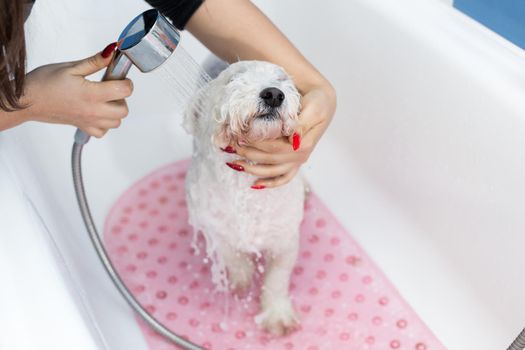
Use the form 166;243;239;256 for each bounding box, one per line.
104;9;180;80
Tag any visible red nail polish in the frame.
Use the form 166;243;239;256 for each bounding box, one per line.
101;42;117;58
292;133;301;151
221;146;236;154
226;162;244;172
251;185;266;190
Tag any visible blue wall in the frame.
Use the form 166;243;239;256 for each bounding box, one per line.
454;0;525;49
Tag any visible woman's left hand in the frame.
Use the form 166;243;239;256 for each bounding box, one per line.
228;82;337;189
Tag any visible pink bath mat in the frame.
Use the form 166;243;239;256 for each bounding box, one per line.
103;159;444;350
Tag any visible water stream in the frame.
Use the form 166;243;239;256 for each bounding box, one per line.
151;46;212;117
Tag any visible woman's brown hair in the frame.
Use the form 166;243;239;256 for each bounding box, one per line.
0;0;27;111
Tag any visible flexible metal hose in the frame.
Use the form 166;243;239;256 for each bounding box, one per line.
72;141;203;350
508;328;525;350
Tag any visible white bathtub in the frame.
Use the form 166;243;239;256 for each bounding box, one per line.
1;0;524;349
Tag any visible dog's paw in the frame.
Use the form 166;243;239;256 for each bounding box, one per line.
255;298;299;336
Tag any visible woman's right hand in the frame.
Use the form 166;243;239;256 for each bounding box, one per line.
21;43;133;138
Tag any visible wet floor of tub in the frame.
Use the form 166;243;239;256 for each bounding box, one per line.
103;159;444;350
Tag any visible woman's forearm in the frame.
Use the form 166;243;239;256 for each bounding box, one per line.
186;0;333;94
0;112;22;131
0;102;30;131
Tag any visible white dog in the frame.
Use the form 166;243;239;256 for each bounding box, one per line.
184;61;304;335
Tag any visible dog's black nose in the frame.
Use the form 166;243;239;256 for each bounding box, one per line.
259;87;285;108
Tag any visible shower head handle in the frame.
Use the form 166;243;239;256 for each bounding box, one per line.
75;9;180;145
102;50;133;81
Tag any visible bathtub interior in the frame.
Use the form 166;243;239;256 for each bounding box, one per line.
3;0;525;349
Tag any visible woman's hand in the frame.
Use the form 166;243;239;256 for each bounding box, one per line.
20;43;133;138
228;82;336;189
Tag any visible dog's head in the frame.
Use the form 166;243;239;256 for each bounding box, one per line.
187;61;301;146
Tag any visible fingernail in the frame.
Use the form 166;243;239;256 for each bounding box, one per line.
226;162;244;172
251;185;266;190
221;146;236;154
292;133;301;151
101;42;117;58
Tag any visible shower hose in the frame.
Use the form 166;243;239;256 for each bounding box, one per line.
72;131;204;350
508;328;525;350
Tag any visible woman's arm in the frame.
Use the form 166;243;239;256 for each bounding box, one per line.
186;0;328;93
0;107;28;131
0;45;133;137
186;0;336;188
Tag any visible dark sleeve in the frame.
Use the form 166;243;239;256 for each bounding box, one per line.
145;0;204;30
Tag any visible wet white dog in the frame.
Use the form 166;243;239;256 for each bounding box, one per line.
184;61;304;335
